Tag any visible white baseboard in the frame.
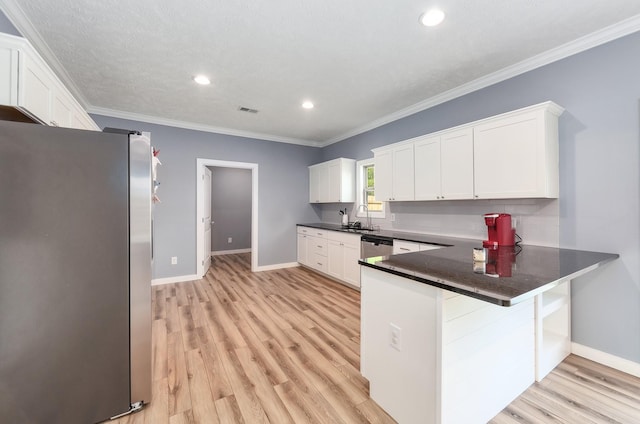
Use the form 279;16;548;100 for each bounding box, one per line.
254;262;300;272
151;274;200;286
212;248;252;256
572;342;640;378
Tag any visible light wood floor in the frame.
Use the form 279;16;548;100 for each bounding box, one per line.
111;253;640;424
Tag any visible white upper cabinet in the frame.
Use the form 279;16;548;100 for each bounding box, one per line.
309;158;355;203
373;141;414;201
440;127;474;200
309;162;329;203
414;128;474;201
22;53;53;123
377;101;563;202
414;135;441;200
0;33;99;130
473;103;563;199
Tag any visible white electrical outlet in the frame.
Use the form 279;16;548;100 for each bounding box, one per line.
228;237;233;243
389;323;402;351
391;213;396;222
171;256;177;265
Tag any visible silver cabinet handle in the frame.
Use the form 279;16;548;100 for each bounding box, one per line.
400;247;410;251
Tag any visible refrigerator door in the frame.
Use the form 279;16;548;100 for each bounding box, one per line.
129;132;152;405
0;121;131;422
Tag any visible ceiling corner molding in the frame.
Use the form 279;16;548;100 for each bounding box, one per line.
87;106;323;147
322;13;640;147
0;0;92;108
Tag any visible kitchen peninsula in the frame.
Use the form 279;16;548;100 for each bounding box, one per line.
358;240;618;424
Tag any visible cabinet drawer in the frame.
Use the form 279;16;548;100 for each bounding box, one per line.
328;230;361;246
310;238;328;256
297;226;327;237
393;240;420;254
310;252;328;273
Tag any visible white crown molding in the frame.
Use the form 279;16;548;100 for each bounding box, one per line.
320;13;640;147
3;0;640;148
87;106;323;147
0;0;92;108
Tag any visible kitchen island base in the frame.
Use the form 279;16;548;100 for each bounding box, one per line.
361;266;537;424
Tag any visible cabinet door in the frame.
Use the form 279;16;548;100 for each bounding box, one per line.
22;55;52;124
51;91;73;128
392;144;415;201
0;47;18;105
327;160;342;203
440;128;474;200
327;240;344;280
474;111;544;198
374;149;393;201
309;164;328;203
297;233;308;265
342;241;361;287
414;135;442;200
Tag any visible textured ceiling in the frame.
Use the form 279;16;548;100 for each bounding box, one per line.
2;0;640;146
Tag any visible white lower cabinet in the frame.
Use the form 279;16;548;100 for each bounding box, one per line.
535;280;571;381
297;226;361;288
393;240;443;255
361;267;535;424
327;232;361;288
296;233;309;266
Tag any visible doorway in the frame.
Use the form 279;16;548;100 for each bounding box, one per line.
196;158;258;276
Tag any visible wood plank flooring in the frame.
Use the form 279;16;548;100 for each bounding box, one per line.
110;253;640;424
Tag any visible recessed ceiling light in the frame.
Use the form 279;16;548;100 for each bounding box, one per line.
193;75;211;85
302;101;314;109
420;9;445;27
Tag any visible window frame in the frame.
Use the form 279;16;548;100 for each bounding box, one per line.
356;158;385;219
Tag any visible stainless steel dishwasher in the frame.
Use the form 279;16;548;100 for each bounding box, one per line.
360;234;394;258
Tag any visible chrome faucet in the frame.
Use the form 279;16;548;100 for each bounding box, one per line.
358;204;372;231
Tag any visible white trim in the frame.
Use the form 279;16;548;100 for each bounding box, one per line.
254;262;300;272
572;342;640;378
212;248;251;256
0;0;91;107
4;0;640;146
151;274;200;286
196;159;258;277
320;14;640;147
88;106;323;147
356;158;385;219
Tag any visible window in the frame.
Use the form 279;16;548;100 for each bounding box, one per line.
356;158;385;218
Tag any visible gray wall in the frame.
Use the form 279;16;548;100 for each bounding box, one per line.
209;166;252;252
0;9;20;36
90;116;322;277
322;32;640;363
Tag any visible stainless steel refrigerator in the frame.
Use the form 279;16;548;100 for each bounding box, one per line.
0;120;152;423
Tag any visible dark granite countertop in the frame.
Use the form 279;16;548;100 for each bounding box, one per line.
359;240;618;306
297;222;619;307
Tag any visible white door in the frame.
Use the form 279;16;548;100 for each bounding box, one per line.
203;167;212;272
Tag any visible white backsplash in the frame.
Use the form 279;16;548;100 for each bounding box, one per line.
318;198;559;247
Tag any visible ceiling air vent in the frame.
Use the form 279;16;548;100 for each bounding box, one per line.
238;106;259;114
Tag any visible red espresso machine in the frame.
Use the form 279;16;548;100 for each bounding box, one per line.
482;213;515;248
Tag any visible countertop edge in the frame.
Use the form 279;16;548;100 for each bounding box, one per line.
360;252;620;307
